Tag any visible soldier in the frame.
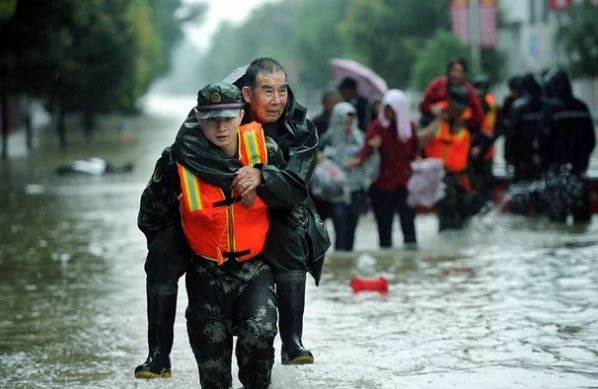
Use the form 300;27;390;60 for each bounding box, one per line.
139;82;280;388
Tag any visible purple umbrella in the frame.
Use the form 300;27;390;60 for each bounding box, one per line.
329;58;388;99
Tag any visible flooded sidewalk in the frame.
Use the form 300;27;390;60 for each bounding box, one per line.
1;98;597;388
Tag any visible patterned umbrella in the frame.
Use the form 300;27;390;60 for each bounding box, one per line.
329;58;388;99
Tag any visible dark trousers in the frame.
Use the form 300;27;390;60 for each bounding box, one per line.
186;261;277;389
331;190;364;251
369;186;416;248
143;226;191;357
545;169;592;224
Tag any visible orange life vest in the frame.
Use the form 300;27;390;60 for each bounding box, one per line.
178;121;269;266
436;100;473;121
424;119;471;174
481;94;497;159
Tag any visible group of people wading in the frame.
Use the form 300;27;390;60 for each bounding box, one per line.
310;58;595;252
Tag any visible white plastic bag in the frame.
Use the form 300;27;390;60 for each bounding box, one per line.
407;158;446;207
311;158;350;203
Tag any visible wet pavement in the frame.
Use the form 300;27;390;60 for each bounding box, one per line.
1;96;597;388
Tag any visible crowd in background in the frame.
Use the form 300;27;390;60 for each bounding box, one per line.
309;58;596;252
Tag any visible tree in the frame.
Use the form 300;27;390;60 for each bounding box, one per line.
0;0;205;152
290;0;348;89
410;31;506;91
410;31;471;91
557;2;598;77
338;0;449;88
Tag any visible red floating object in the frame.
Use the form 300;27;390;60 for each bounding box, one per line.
349;276;389;293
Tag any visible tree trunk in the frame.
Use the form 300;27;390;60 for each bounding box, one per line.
1;91;9;160
82;105;95;142
56;102;66;151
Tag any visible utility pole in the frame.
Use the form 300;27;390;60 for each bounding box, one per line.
469;0;481;73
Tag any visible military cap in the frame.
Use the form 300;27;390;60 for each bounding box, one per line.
195;82;243;119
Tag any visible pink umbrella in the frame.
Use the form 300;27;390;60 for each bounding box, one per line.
329;58;388;99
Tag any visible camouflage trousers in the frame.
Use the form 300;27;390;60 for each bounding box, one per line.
185;258;278;389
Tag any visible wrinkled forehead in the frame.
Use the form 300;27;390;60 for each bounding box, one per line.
256;71;287;88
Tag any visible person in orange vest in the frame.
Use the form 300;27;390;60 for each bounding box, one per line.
136;59;328;381
137;82;281;388
418;58;484;132
419;84;481;231
470;74;498;203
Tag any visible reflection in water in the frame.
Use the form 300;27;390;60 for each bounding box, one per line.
1;102;597;388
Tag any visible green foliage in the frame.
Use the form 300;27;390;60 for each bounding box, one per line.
202;0;348;91
0;0;203;116
0;0;16;24
339;0;450;88
410;31;506;91
410;31;470;90
202;1;299;82
291;0;348;88
557;2;598;77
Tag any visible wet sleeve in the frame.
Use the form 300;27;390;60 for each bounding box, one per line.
256;121;318;209
356;122;378;161
137;147;181;246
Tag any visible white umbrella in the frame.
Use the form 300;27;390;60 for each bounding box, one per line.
329;58;388;99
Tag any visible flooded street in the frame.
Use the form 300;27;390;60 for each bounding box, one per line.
1;98;597;388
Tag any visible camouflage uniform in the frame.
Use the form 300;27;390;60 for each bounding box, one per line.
186;258;277;389
136;83;282;384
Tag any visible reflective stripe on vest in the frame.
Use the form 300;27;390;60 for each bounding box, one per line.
424;120;470;173
178;121;270;265
482;94;497;159
239;121;268;167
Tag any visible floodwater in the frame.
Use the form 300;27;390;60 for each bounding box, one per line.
1;95;597;389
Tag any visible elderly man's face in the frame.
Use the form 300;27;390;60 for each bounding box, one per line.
242;71;288;124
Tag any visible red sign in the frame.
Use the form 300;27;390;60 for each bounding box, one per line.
548;0;572;10
479;0;497;47
451;0;469;44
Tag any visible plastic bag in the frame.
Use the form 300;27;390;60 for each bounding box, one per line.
407;158;446;207
310;158;349;203
359;148;381;189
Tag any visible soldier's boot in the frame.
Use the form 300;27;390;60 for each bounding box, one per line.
134;282;177;379
276;271;314;365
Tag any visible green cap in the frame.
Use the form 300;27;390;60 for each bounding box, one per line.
195;82;243;119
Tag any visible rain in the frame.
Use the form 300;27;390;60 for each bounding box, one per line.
1;1;598;388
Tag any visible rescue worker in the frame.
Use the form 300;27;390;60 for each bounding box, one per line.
139;82;280;388
543;69;596;223
420;84;479;231
199;57;328;365
470;74;498;202
418;57;484;131
504;73;554;215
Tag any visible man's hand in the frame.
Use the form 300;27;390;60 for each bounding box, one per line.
431;103;443;116
233;166;262;197
240;190;257;208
